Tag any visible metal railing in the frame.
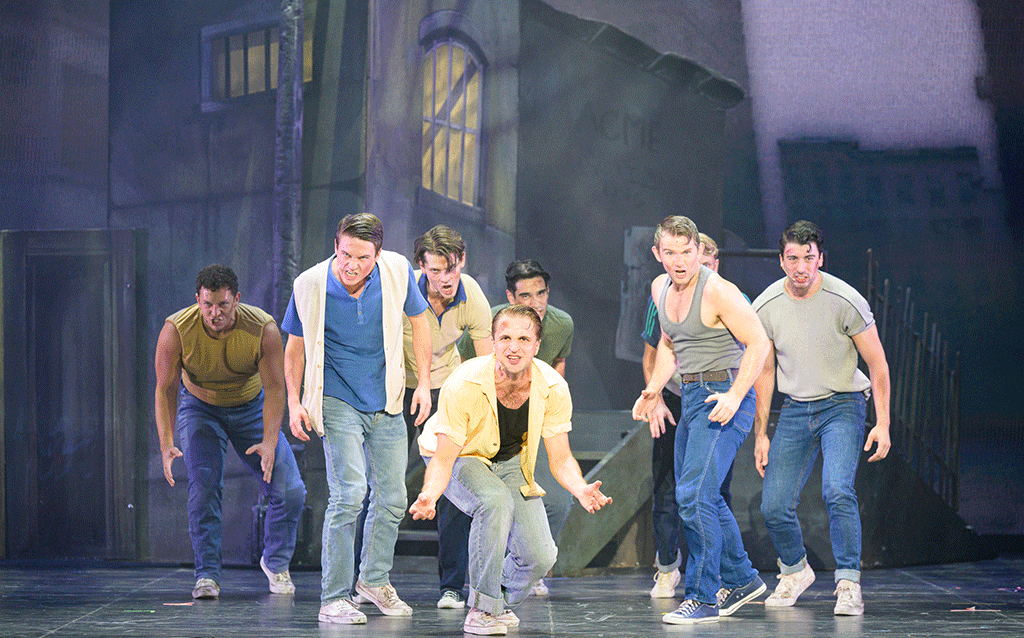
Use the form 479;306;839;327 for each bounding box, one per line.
866;249;961;510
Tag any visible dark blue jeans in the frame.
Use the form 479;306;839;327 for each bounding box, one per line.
177;387;306;582
652;389;684;571
760;392;867;583
675;379;758;604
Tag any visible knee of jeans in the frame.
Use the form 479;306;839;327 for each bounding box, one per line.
760;493;792;525
475;488;515;525
821;480;856;508
534;541;557;575
281;481;306;512
189;464;221;491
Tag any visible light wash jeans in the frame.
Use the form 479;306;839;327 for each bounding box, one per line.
320;396;407;603
177;387;306;582
760;392;867;583
675;378;758;604
440;454;558;616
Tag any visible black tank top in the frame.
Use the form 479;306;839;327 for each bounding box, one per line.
492;398;530;463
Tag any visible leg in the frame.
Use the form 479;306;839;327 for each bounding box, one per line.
814;393;866;584
436;495;472;594
675;381;756;604
358;410;408;587
176;387;229;584
223;390;306;575
443;457;517;616
652;389;683;572
495;456;558;609
760;398;821;570
320;397;370;603
533;442;572;542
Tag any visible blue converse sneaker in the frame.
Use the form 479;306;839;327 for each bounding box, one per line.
662;599;719;624
718;575;767;616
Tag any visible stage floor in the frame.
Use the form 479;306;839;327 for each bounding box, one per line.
2;555;1022;637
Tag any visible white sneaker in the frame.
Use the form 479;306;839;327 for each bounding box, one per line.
259;556;295;595
464;608;509;635
437;589;466;609
192;578;219;599
318;598;367;624
354;580;413;616
495;609;520;627
765;562;815;607
834;579;864;616
532;578;549;596
650;568;681;598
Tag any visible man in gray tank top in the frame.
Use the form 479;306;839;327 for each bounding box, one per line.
632;216;771;624
751;220;891;617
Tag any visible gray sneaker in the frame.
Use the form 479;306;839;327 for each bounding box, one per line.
260;556;295;595
354;580;413;616
437;589;466;609
765;562;815;607
192;578;219;599
464;608;508;635
718;575;767;616
834;579;864;616
318;598;367;624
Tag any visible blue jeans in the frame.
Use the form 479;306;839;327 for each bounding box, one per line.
675;379;758;604
533;441;573;541
760;392;866;583
652;389;684;572
440;454;557;616
321;396;407;603
177;387;306;582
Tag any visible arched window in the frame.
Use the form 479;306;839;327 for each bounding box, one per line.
422;40;482;207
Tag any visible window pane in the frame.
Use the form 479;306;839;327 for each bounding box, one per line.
269;31;279;90
462;132;477;206
432;127;448;193
465;62;479;130
422;53;433;120
447;128;463;200
229;33;246;97
449;46;465;126
433;45;450;120
422;121;432;190
211;37;227;100
248;31;267;93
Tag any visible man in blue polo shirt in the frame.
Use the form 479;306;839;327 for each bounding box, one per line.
282;213;433;625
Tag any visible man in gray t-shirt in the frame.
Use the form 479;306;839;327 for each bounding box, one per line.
751;220;891;618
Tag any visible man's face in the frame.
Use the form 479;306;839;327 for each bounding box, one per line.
780;241;823;295
419;251;464;303
652;234;702;287
506;276;549;321
334;234;380;290
492;315;540;376
196;286;240;335
699;247;719;273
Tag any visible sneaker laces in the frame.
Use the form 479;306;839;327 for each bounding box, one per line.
376;583;401;606
716;587;731;605
834;582;857;604
654;571;676;586
774;572;800;598
269;570;291;586
676;599;702;615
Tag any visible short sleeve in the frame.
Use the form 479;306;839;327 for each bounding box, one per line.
403;263;430;317
554;314;574;359
640;295;660;348
280;294;303;337
541;378;573;438
839;293;873;337
433;382;471;447
462;277;493;342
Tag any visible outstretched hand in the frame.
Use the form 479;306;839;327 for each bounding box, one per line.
576;480;612;514
409;493;437;520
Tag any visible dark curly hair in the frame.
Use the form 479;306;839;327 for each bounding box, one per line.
196;264;238;296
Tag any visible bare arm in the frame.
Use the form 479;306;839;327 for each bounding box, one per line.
154;321;184;487
472;338;493;357
246;323;286;482
551;358;566;377
704;276;771;423
283;333;311;441
753;342;776;477
408;310;434;425
409;433;462;520
545;433;611;513
641;342;676;437
853;324;891;462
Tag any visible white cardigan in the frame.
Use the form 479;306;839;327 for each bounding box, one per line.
292;250;411;435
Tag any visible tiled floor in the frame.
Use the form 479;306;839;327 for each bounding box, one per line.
1;555;1022;637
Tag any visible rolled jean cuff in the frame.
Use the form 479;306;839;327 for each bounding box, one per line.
656;550;682;572
468;585;505;616
778;555;808;575
834;568;860;584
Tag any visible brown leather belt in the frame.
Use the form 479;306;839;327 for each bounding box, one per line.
679;369;736;384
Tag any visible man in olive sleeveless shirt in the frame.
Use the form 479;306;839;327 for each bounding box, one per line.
154;265;306;600
633;216;770;624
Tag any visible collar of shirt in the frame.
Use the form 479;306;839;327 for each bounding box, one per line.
417;271;467;320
